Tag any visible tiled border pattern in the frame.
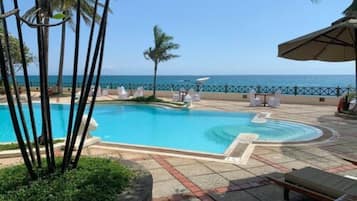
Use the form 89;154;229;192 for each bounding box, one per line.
152;155;214;201
152;155;271;201
326;164;357;173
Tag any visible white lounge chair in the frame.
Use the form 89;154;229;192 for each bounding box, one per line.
171;88;180;102
349;98;356;111
133;86;144;98
102;86;109;96
117;86;128;99
96;86;102;97
249;89;262;107
88;85;95;97
268;90;281;108
188;88;201;102
184;94;193;106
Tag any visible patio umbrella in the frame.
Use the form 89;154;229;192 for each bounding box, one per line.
278;16;357;93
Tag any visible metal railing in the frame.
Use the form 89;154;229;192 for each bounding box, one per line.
24;81;355;97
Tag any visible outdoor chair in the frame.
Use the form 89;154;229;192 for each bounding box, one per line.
117;86;128;99
249;89;262;106
348;98;356;112
268;89;281;108
102;86;109;96
184;94;193;106
88;85;95;97
75;91;80;99
96;86;102;97
171;88;180;102
267;167;357;201
133;86;144;98
188;88;201;102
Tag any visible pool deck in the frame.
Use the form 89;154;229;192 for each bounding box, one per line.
1;97;357;201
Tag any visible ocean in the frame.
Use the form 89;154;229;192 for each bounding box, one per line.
15;75;356;88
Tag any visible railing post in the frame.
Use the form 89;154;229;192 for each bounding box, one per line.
346;87;350;96
257;85;261;93
224;84;228;93
336;86;340;97
294;86;298;96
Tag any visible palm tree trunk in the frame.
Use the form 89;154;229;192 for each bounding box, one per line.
153;61;158;97
56;19;66;94
44;16;49;79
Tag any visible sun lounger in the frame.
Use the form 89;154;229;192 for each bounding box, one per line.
267;167;357;201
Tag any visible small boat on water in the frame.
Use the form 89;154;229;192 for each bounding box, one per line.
196;77;210;84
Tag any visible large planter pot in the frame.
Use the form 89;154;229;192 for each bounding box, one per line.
117;159;153;201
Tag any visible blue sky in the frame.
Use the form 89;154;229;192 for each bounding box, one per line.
5;0;355;75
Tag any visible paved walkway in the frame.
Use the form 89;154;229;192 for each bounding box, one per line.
1;99;356;201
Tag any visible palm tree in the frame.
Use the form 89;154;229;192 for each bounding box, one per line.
23;0;105;94
144;25;179;97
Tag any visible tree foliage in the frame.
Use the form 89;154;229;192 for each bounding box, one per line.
0;26;33;72
23;0;108;29
144;25;179;97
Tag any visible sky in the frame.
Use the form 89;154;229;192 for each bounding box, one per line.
4;0;356;75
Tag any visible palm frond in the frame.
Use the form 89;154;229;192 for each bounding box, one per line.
144;25;180;64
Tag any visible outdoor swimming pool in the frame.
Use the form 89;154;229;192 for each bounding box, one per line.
0;104;322;154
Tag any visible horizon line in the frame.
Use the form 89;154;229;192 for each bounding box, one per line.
23;74;356;76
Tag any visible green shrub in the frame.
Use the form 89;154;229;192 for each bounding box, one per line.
0;157;133;201
128;95;185;106
130;95;163;102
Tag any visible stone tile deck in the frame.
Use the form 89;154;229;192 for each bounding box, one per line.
1;99;357;201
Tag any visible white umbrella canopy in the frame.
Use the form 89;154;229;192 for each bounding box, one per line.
278;16;357;91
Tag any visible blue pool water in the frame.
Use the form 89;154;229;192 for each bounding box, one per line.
0;104;322;154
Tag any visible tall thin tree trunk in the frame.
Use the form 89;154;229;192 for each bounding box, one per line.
153;61;158;97
44;17;49;74
57;19;66;94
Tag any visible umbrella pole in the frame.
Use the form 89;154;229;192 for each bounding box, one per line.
355;29;357;95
